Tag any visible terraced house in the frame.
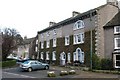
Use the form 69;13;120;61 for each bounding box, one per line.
104;11;120;68
37;0;120;68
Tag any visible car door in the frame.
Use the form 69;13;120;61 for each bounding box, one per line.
30;62;38;70
38;62;44;69
35;61;41;69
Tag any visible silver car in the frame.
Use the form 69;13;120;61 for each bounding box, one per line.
20;60;49;72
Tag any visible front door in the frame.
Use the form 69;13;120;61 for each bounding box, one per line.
60;52;66;66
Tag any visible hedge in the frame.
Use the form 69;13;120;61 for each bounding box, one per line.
1;60;16;68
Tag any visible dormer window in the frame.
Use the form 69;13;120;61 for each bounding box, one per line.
114;26;120;34
73;20;85;30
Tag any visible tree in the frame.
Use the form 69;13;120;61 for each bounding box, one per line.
2;28;23;61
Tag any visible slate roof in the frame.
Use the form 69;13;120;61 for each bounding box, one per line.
105;11;120;27
19;37;35;45
38;4;110;34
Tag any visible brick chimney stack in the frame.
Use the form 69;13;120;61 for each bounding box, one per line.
107;0;118;6
49;22;56;27
72;11;80;17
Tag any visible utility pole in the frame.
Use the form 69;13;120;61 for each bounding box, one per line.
90;30;93;70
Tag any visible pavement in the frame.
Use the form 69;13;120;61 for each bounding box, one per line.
1;65;120;79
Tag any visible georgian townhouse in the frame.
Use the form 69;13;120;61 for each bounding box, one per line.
37;0;120;67
104;11;120;68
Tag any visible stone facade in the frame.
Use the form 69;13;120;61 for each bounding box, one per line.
104;11;120;68
37;1;119;66
16;37;35;59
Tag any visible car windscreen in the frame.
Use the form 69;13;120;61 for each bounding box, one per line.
23;61;29;64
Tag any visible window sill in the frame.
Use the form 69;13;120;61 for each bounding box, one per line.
114;47;120;50
114;32;120;35
73;42;84;45
65;44;69;46
53;46;56;47
73;27;84;31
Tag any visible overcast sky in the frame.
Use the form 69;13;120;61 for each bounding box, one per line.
0;0;119;38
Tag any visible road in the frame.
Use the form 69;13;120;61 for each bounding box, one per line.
2;66;120;79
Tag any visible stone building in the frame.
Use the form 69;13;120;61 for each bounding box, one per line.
16;37;35;59
37;0;120;67
104;11;120;68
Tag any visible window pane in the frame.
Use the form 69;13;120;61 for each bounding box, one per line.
118;39;120;47
116;61;120;66
77;34;81;42
116;55;120;60
65;36;69;45
116;27;120;32
114;26;120;34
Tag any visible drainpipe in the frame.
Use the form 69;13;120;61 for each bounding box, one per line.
90;29;93;70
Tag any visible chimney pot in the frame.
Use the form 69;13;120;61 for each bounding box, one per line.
72;11;80;17
49;22;56;27
107;0;118;6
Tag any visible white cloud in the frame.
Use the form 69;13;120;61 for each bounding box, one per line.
0;0;119;38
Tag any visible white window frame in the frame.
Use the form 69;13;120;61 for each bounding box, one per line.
41;42;44;49
53;38;57;47
114;26;120;34
35;47;38;52
46;40;50;48
40;52;44;60
41;34;44;38
67;53;71;63
46;31;50;37
73;20;85;30
46;51;49;60
114;54;120;68
52;51;56;60
53;29;57;35
114;38;120;49
73;32;84;44
36;39;38;44
65;36;70;46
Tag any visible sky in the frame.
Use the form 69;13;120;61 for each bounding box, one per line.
0;0;119;38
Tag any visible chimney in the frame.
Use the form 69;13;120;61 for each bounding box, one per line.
72;11;80;17
49;22;56;27
24;36;27;40
107;0;118;6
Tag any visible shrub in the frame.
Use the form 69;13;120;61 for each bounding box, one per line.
47;71;56;77
69;70;76;75
101;58;113;70
60;71;68;76
2;60;16;68
92;53;101;70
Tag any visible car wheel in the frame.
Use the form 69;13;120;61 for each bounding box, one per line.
28;67;32;72
45;66;49;70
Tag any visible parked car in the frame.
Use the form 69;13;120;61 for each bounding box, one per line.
20;60;49;72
